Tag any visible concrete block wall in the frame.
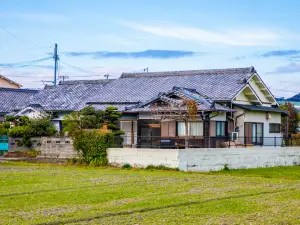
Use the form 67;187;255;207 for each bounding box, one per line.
8;137;42;152
38;137;78;159
8;136;78;159
179;148;300;171
107;148;179;168
107;147;300;171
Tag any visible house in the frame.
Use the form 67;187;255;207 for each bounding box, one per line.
86;67;287;147
0;75;22;88
0;67;287;147
0;88;38;122
0;79;116;131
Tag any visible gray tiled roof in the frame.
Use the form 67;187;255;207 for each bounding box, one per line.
0;67;258;114
58;79;116;85
88;67;255;104
234;104;288;115
0;88;38;113
125;87;234;113
28;83;108;111
88;103;136;111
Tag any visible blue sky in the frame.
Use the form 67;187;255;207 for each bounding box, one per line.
1;0;300;97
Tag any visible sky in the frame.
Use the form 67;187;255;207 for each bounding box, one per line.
1;0;300;98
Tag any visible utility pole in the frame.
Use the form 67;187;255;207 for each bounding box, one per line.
59;76;69;84
53;43;59;85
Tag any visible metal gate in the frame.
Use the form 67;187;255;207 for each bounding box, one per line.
0;136;8;155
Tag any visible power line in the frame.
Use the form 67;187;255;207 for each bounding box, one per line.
0;57;52;72
0;27;35;47
60;61;99;75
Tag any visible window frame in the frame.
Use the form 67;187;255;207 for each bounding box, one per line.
176;121;203;136
216;121;226;137
269;123;281;133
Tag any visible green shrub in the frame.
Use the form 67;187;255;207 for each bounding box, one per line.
3;122;10;129
67;158;78;165
8;117;57;148
145;164;179;171
0;124;8;136
122;163;133;169
25;150;41;158
222;164;230;171
72;130;114;165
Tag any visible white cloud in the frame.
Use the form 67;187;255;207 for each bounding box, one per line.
123;22;297;46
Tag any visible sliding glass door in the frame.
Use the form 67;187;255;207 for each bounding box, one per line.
245;122;263;145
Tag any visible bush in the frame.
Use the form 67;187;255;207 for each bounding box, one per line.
145;164;179;171
8;117;57;147
0;124;8;136
222;164;230;171
25;150;40;158
67;158;78;165
72;130;114;165
122;163;133;169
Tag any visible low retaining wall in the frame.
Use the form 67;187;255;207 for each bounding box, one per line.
107;147;300;171
38;137;78;159
107;148;179;168
8;137;78;159
180;147;300;171
9;137;42;152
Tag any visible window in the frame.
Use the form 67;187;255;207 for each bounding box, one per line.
177;122;203;136
269;123;281;133
216;121;226;136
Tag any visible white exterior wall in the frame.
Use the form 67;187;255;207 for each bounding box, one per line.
179;148;300;172
210;112;226;121
107;148;179;168
107;147;300;171
245;111;282;138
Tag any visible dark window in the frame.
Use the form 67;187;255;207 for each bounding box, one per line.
216;121;226;136
269;123;281;133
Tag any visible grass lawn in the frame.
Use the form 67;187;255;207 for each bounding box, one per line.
0;162;300;225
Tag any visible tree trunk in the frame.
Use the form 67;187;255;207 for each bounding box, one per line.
185;120;189;149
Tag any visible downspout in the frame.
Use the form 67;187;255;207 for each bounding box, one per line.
235;112;246;130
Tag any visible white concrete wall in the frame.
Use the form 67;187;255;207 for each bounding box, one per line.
108;147;300;172
179;148;300;172
107;148;179;168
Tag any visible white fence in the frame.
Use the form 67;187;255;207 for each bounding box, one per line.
107;147;300;172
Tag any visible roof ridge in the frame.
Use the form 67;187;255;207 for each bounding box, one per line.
0;87;39;92
121;67;255;78
0;75;22;87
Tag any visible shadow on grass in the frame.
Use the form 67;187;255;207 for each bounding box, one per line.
35;188;295;225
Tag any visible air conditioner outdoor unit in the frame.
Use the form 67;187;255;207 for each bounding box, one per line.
229;132;239;141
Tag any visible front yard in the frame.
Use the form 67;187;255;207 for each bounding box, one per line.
0;162;300;224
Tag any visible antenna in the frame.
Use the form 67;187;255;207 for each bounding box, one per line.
59;75;69;84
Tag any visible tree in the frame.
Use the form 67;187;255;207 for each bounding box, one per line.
8;116;57;147
103;106;124;135
151;99;198;148
63;106;124;136
280;102;299;134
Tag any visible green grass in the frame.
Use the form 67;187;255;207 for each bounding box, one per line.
0;162;300;224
